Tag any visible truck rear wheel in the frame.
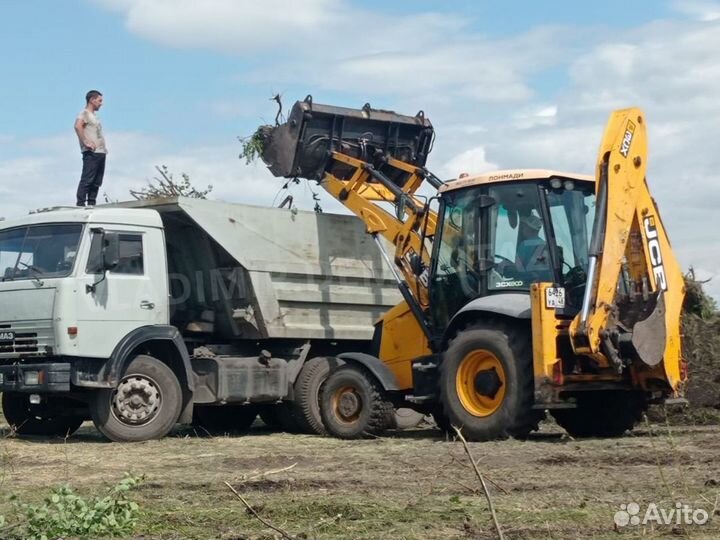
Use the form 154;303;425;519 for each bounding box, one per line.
551;391;647;438
319;364;394;439
90;354;182;442
438;321;540;441
2;393;84;437
291;357;340;435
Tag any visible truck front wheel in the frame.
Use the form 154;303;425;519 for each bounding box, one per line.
90;354;182;442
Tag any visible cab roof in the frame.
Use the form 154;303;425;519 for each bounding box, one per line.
0;206;163;230
440;169;595;193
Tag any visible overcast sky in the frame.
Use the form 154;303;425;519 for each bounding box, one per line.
1;0;719;297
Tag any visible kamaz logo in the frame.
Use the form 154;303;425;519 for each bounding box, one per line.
644;216;668;291
0;331;14;341
620;120;636;158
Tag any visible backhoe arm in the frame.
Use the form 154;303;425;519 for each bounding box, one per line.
570;108;684;390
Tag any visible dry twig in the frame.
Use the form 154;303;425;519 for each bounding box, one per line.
452;426;505;540
224;481;297;540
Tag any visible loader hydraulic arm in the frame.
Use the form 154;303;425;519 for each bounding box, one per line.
259;97;443;337
569;108;684;388
321;152;440;310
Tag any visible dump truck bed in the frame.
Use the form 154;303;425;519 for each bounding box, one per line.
117;197;400;341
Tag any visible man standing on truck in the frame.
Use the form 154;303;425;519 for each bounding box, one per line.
74;90;107;207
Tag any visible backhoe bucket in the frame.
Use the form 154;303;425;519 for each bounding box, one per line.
260;96;434;180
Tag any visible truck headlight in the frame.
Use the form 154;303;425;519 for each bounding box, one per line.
24;371;40;385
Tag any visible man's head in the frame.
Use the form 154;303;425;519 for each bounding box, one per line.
85;90;103;111
520;214;542;236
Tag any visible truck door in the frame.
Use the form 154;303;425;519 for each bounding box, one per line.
74;226;169;359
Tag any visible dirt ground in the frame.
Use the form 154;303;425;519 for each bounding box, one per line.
0;416;719;540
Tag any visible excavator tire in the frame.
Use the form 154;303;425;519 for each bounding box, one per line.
551;391;647;438
320;364;395;439
437;320;541;441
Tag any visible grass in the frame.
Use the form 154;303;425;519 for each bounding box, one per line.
0;417;718;539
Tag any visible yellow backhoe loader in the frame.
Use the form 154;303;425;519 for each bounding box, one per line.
258;98;685;440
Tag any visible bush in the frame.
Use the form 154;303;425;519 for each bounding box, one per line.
1;474;142;540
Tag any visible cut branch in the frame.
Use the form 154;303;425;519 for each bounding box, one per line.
452;426;505;540
224;481;297;540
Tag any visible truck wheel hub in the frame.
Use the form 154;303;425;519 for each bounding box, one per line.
335;387;362;422
113;375;161;425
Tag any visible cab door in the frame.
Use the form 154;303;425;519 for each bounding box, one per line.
74;226;169;358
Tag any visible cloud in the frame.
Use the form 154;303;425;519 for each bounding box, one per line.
93;0;573;107
0;130;343;224
12;2;720;299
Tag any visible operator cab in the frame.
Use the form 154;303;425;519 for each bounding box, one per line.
429;170;596;329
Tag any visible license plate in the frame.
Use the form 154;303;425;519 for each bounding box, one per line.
0;331;14;341
545;287;566;309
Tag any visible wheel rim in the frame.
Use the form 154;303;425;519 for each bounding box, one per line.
111;374;162;426
456;350;506;417
332;385;362;424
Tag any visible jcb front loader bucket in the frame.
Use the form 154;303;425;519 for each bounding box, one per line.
260;96;434;181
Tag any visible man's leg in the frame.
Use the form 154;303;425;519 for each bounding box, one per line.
86;153;106;206
76;152;101;206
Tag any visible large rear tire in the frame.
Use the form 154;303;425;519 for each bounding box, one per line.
320;365;394;439
2;393;84;437
438;320;541;441
291;357;342;435
90;354;182;442
551;391;647;438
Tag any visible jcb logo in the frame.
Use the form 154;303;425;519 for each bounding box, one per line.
620;120;636;158
644;216;667;291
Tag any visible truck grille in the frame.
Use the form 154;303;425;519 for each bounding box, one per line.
0;321;55;358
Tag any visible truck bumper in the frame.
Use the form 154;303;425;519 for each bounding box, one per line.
0;362;71;392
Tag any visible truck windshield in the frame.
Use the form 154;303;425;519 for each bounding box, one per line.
0;224;83;281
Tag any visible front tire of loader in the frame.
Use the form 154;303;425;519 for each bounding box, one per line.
90;354;182;442
551;391;647;438
2;393;84;437
320;365;394;439
438;320;540;441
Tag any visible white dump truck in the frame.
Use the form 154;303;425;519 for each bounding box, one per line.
0;197;401;441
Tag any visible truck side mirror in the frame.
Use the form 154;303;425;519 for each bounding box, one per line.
103;232;120;271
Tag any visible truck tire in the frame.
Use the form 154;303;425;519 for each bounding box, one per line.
90;354;182;442
291;357;337;435
551;391;647;438
193;404;258;434
438;320;541;441
319;364;394;439
2;393;84;437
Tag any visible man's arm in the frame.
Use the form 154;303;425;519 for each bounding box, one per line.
74;115;95;151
